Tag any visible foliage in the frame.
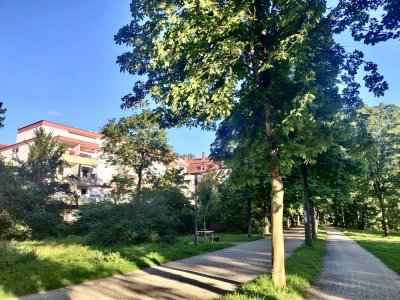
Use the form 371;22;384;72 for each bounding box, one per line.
197;172;220;229
0;129;70;239
102;110;175;197
356;104;400;235
114;0;397;285
109;175;136;203
151;168;189;190
222;230;327;300
0;102;5;128
74;186;194;245
0;234;243;299
178;153;196;159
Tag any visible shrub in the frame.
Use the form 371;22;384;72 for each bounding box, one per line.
75;200;179;245
0;212;32;240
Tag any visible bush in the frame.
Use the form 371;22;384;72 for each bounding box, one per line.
75;200;179;245
0;212;32;240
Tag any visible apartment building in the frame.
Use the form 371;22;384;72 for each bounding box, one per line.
0;120;122;204
0;120;220;205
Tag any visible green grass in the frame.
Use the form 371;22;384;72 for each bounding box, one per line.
222;231;327;300
0;234;255;299
340;228;400;274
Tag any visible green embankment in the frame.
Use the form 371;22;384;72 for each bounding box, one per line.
222;230;327;300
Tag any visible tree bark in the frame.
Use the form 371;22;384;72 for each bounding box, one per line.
247;198;252;238
301;163;312;246
136;166;143;201
310;200;316;238
378;194;389;237
270;171;285;286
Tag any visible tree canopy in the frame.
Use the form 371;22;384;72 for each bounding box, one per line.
102;110;175;197
116;0;399;286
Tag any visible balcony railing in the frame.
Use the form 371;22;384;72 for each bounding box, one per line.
77;174;103;187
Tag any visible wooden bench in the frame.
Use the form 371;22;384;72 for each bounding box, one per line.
197;230;220;242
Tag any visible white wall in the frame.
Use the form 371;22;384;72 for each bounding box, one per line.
17;125;102;145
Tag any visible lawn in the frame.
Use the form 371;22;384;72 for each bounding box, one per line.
222;231;327;300
0;233;259;299
341;228;400;274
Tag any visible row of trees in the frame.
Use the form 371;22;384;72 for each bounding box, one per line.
115;0;400;286
196;102;400;242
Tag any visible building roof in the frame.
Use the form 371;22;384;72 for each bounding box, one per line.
18;120;103;139
186;157;220;174
0;138;35;152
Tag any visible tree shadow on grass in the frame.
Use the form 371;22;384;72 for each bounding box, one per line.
0;241;128;298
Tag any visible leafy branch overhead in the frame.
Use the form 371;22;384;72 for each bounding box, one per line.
116;0;399;287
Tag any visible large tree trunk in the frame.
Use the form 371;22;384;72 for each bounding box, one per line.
263;99;286;286
270;171;285;287
301;163;312;246
378;194;389;237
247;198;252;238
310;200;316;238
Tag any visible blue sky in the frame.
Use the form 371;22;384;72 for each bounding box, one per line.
0;1;399;155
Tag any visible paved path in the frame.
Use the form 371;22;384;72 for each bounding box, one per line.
17;228;304;300
308;227;400;300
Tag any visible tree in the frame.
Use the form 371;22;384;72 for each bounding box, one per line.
179;153;196;160
0;102;6;128
110;175;136;204
115;0;396;286
357;103;400;236
198;172;220;230
102;110;175;199
21;128;66;185
0;129;69;238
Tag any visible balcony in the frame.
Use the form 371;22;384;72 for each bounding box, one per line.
62;152;98;167
77;174;103;187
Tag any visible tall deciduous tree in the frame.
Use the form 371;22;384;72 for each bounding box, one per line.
102;110;175;198
115;0;396;286
358;103;400;236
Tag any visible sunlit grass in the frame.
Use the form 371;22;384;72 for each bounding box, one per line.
0;234;254;299
222;230;327;300
341;228;400;274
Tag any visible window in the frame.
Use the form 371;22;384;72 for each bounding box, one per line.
12;147;19;153
81;189;87;195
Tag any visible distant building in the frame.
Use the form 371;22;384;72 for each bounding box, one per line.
0;120;221;215
185;152;220;175
176;152;221;197
0;120;122;206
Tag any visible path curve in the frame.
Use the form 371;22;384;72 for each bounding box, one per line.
16;228;304;300
308;227;400;300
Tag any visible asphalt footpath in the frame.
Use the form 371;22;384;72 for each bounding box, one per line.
17;228;304;300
